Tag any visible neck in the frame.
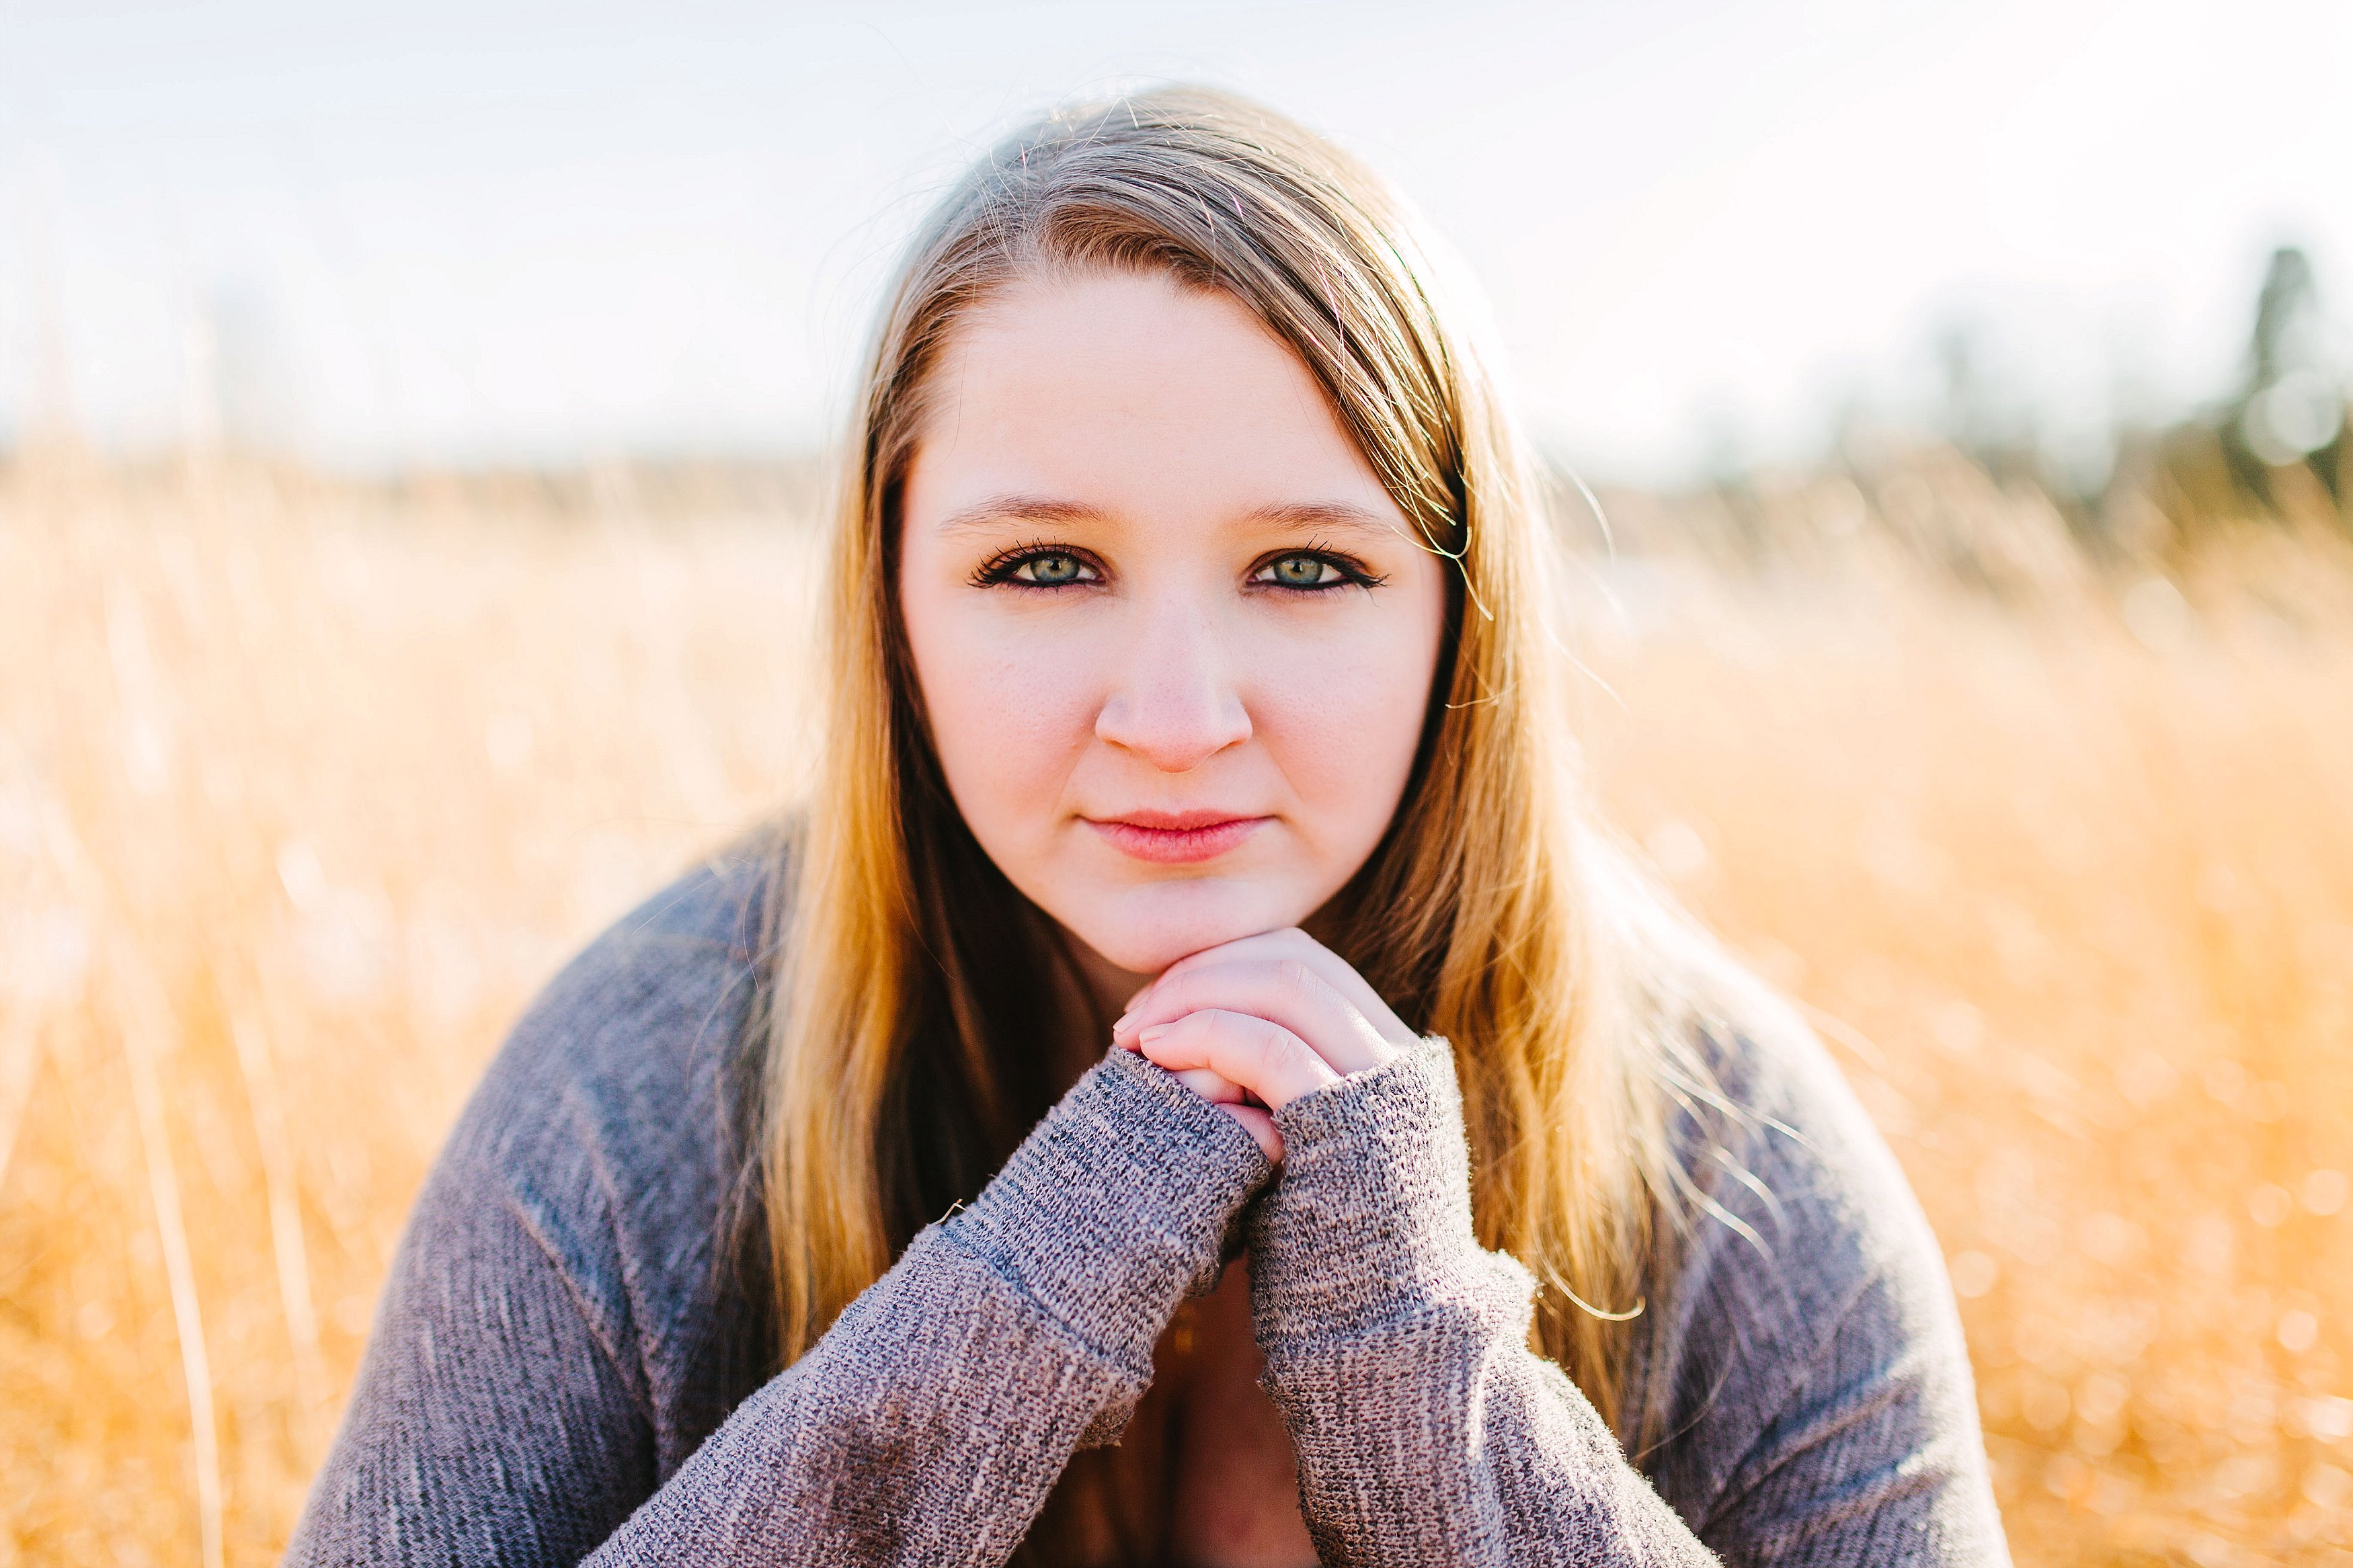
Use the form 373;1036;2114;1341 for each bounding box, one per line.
1052;928;1154;1087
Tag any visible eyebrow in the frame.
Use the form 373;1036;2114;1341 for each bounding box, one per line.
931;494;1402;538
932;495;1113;536
1240;501;1402;538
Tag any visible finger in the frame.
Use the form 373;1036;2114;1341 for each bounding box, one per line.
1171;1067;1248;1104
1138;1051;1273;1152
1109;1039;1248;1104
1217;1102;1283;1162
1115;957;1394;1076
1127;928;1417;1049
1134;1008;1338;1110
1134;929;1328;1001
1125;929;1300;1007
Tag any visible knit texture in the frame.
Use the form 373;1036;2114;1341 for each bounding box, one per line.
286;856;2011;1566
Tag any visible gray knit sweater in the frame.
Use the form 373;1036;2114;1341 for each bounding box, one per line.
287;856;2009;1565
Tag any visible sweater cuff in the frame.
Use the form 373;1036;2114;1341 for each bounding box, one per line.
941;1048;1273;1383
1248;1036;1510;1352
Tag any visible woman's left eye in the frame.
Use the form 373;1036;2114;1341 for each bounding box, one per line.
1255;553;1347;589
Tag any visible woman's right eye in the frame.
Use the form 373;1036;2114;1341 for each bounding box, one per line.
1001;550;1096;586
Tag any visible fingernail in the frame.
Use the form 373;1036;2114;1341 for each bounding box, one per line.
1135;1025;1168;1046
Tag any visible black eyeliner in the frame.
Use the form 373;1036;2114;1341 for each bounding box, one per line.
1253;539;1389;591
968;540;1103;589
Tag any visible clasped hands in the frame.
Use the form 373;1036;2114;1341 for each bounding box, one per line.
1110;927;1419;1162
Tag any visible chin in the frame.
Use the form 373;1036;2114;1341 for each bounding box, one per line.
1066;881;1308;975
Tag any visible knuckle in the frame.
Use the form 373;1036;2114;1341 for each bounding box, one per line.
1274;956;1345;1019
1193;1008;1244;1057
1259;1018;1310;1069
1223;1014;1272;1068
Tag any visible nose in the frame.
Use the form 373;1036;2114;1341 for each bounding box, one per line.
1093;600;1252;772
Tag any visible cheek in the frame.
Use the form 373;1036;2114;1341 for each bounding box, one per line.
901;582;1100;843
1249;607;1443;850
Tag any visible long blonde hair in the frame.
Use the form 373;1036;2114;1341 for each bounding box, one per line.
759;86;1747;1450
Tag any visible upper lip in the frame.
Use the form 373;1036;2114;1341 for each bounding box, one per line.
1091;808;1265;831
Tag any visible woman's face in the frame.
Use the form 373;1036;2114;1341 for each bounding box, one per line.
898;268;1448;981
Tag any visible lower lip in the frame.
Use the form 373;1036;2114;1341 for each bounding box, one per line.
1086;816;1271;865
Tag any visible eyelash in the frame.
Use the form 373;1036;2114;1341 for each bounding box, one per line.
969;539;1101;589
969;540;1387;593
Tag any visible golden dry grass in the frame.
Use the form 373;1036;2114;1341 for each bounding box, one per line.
2;456;2349;1565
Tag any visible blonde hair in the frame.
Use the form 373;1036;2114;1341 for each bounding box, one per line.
758;87;1750;1479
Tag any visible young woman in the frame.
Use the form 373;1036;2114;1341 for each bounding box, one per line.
290;89;2008;1566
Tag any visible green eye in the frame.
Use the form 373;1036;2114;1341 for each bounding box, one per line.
1264;554;1341;587
1014;552;1088;585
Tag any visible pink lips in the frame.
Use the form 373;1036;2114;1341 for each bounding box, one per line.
1086;810;1272;865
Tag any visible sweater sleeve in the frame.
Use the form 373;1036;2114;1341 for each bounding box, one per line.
287;1047;1271;1567
1244;1037;2010;1568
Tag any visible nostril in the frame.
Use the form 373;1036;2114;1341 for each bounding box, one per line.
1094;613;1252;766
1094;692;1252;770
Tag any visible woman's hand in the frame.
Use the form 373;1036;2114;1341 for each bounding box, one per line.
1109;928;1419;1160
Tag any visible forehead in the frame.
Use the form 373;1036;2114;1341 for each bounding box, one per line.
904;268;1404;536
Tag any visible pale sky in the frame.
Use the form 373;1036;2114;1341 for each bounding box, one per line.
4;0;2349;483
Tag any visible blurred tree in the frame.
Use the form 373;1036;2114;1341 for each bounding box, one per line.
2134;245;2349;546
2224;246;2347;513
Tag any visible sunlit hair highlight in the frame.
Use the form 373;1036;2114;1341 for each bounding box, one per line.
759;86;1754;1479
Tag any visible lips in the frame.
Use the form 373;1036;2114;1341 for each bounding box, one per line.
1085;811;1272;865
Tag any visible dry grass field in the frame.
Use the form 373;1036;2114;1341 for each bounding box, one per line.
2;452;2349;1565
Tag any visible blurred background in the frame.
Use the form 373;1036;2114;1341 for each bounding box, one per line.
3;1;2350;1564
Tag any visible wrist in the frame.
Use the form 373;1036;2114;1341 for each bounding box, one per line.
942;1047;1273;1378
1246;1036;1496;1347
